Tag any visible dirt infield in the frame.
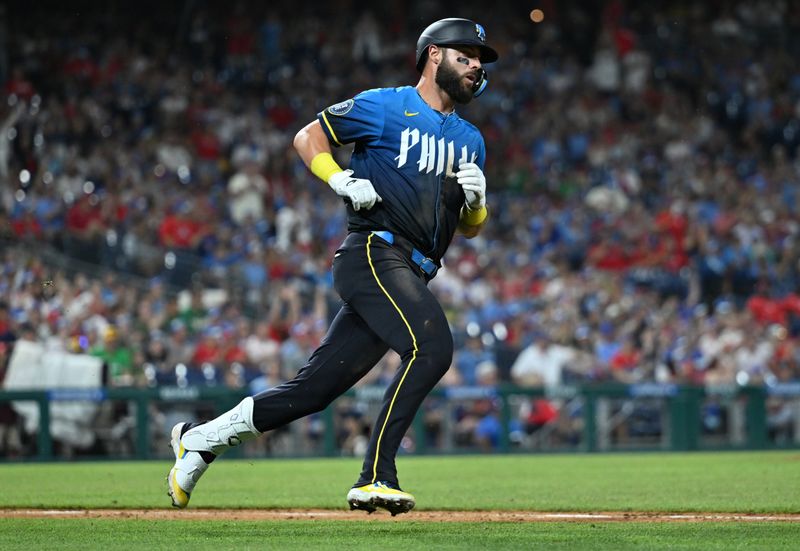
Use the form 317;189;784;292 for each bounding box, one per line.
2;509;799;523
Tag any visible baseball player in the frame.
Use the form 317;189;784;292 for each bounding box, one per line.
167;18;498;515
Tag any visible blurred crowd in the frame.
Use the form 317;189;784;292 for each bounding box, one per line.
3;0;800;454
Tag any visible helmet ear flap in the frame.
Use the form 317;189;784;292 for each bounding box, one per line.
473;68;488;97
416;44;436;71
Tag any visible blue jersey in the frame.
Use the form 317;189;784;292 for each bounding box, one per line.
317;86;486;264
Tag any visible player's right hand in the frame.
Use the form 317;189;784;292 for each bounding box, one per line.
328;170;383;211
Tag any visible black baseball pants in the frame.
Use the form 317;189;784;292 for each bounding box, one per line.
251;231;453;488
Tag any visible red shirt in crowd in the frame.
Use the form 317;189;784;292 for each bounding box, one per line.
192;338;221;365
191;128;221;161
159;214;206;249
611;348;640;371
5;69;35;101
66;199;105;235
11;214;43;238
588;241;633;271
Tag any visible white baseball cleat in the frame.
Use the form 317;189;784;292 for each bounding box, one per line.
347;482;416;516
165;397;261;508
166;422;210;509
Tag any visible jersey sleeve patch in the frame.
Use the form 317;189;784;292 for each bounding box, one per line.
317;89;385;146
327;99;355;116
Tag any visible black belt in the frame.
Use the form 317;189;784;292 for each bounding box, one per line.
371;231;438;278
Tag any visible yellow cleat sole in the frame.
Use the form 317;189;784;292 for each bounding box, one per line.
167;468;190;509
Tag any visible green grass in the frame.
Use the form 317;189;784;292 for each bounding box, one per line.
2;452;798;550
1;451;798;512
1;519;799;550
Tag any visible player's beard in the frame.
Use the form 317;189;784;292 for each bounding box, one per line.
435;56;475;105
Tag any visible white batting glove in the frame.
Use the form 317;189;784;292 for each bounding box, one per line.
328;170;382;211
456;162;486;210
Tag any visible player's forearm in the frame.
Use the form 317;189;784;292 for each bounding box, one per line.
294;120;334;169
294;120;348;184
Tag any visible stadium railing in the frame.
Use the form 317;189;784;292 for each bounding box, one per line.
0;382;798;461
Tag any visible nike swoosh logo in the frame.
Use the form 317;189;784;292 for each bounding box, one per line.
404;110;419;117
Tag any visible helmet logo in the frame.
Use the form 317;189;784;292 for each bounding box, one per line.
475;24;486;43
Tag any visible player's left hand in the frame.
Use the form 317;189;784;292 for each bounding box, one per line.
456;162;486;210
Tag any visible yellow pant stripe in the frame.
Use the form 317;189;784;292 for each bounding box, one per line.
366;233;418;483
320;111;343;146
